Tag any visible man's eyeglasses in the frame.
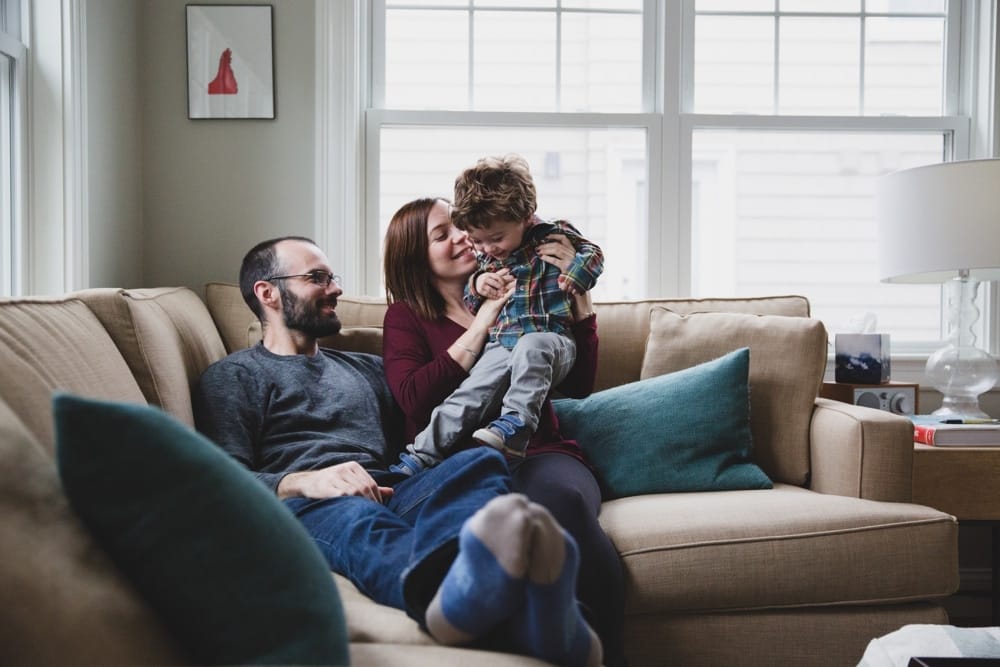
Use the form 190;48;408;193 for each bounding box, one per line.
265;270;342;288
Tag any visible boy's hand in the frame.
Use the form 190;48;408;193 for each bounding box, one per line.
475;269;514;299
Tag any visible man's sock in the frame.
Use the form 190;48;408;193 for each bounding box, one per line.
424;494;533;645
510;504;603;667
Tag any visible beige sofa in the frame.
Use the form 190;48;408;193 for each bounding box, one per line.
0;283;958;666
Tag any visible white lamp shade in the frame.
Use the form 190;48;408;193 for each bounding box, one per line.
876;158;1000;283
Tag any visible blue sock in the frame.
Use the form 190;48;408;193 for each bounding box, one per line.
509;506;603;667
424;494;532;644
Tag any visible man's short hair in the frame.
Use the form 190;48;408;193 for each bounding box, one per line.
239;236;316;320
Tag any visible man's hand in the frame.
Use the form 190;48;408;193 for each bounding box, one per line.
475;269;515;300
277;461;394;503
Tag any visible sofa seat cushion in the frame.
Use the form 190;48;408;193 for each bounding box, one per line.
335;576;584;665
600;484;958;615
350;643;558;666
334;573;435;646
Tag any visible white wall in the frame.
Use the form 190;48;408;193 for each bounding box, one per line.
140;0;316;292
86;0;143;288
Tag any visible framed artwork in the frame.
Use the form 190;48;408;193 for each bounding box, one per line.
186;4;275;119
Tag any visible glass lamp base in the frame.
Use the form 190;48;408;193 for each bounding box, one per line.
926;343;999;420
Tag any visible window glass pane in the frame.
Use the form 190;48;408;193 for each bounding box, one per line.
379;126;647;300
697;0;775;11
866;0;945;14
562;13;642;112
562;0;641;10
473;12;556;110
385;10;468;110
779;17;860;115
779;0;859;12
694;16;775;114
865;17;944;116
476;0;555;7
389;0;467;6
384;5;643;113
691;130;944;344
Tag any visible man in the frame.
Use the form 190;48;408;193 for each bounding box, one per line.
193;236;601;667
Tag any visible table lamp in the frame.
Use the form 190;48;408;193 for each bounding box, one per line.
876;158;1000;419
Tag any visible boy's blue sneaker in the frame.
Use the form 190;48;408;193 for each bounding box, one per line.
389;452;425;476
473;414;530;458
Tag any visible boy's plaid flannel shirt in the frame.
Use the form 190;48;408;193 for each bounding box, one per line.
464;218;604;350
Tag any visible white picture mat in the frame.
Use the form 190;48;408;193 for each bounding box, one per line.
186;5;274;119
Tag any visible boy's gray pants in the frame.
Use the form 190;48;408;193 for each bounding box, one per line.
405;331;577;469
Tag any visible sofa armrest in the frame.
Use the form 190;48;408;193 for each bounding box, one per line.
809;397;914;502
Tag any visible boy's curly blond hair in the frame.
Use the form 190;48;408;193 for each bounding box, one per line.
451;154;537;230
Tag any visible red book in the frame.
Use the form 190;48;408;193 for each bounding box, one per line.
911;416;1000;446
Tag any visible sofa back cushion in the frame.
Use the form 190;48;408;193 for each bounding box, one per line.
592;295;810;392
0;296;146;452
205;281;387;355
205;282;811;384
639;309;828;486
75;287;228;427
0;396;182;664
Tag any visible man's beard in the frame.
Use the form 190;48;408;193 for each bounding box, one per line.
280;286;342;338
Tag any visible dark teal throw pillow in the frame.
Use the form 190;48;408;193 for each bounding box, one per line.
53;393;350;666
554;347;771;499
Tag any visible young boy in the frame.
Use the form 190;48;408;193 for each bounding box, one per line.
391;154;603;475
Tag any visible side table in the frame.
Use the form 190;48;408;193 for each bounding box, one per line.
912;445;1000;624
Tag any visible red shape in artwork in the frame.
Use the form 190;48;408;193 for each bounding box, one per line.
208;48;238;95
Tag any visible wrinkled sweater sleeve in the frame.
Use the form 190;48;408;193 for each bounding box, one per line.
193;355;286;492
556;313;599;398
382;302;469;427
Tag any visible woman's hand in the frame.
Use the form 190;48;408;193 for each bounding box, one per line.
535;233;577;273
537;233;585;294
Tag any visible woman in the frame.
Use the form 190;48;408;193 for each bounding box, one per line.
382;197;626;667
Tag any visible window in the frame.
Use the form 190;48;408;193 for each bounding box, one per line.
0;0;25;297
355;0;990;357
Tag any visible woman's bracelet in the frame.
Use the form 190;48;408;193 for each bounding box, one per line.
453;342;479;357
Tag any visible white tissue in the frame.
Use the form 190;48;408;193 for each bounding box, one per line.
846;312;878;334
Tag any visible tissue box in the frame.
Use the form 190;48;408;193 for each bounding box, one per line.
835;334;891;384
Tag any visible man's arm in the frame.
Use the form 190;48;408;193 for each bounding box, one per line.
193;358;285;491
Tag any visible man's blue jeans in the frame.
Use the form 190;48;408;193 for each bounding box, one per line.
283;447;511;623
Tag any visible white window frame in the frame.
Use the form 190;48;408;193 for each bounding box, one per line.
0;0;26;296
316;0;999;382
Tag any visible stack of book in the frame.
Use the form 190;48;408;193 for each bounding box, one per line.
910;415;1000;446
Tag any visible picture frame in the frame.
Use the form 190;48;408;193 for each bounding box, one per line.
186;4;275;120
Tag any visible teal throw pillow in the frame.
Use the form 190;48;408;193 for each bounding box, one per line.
554;347;771;499
53;393;350;666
